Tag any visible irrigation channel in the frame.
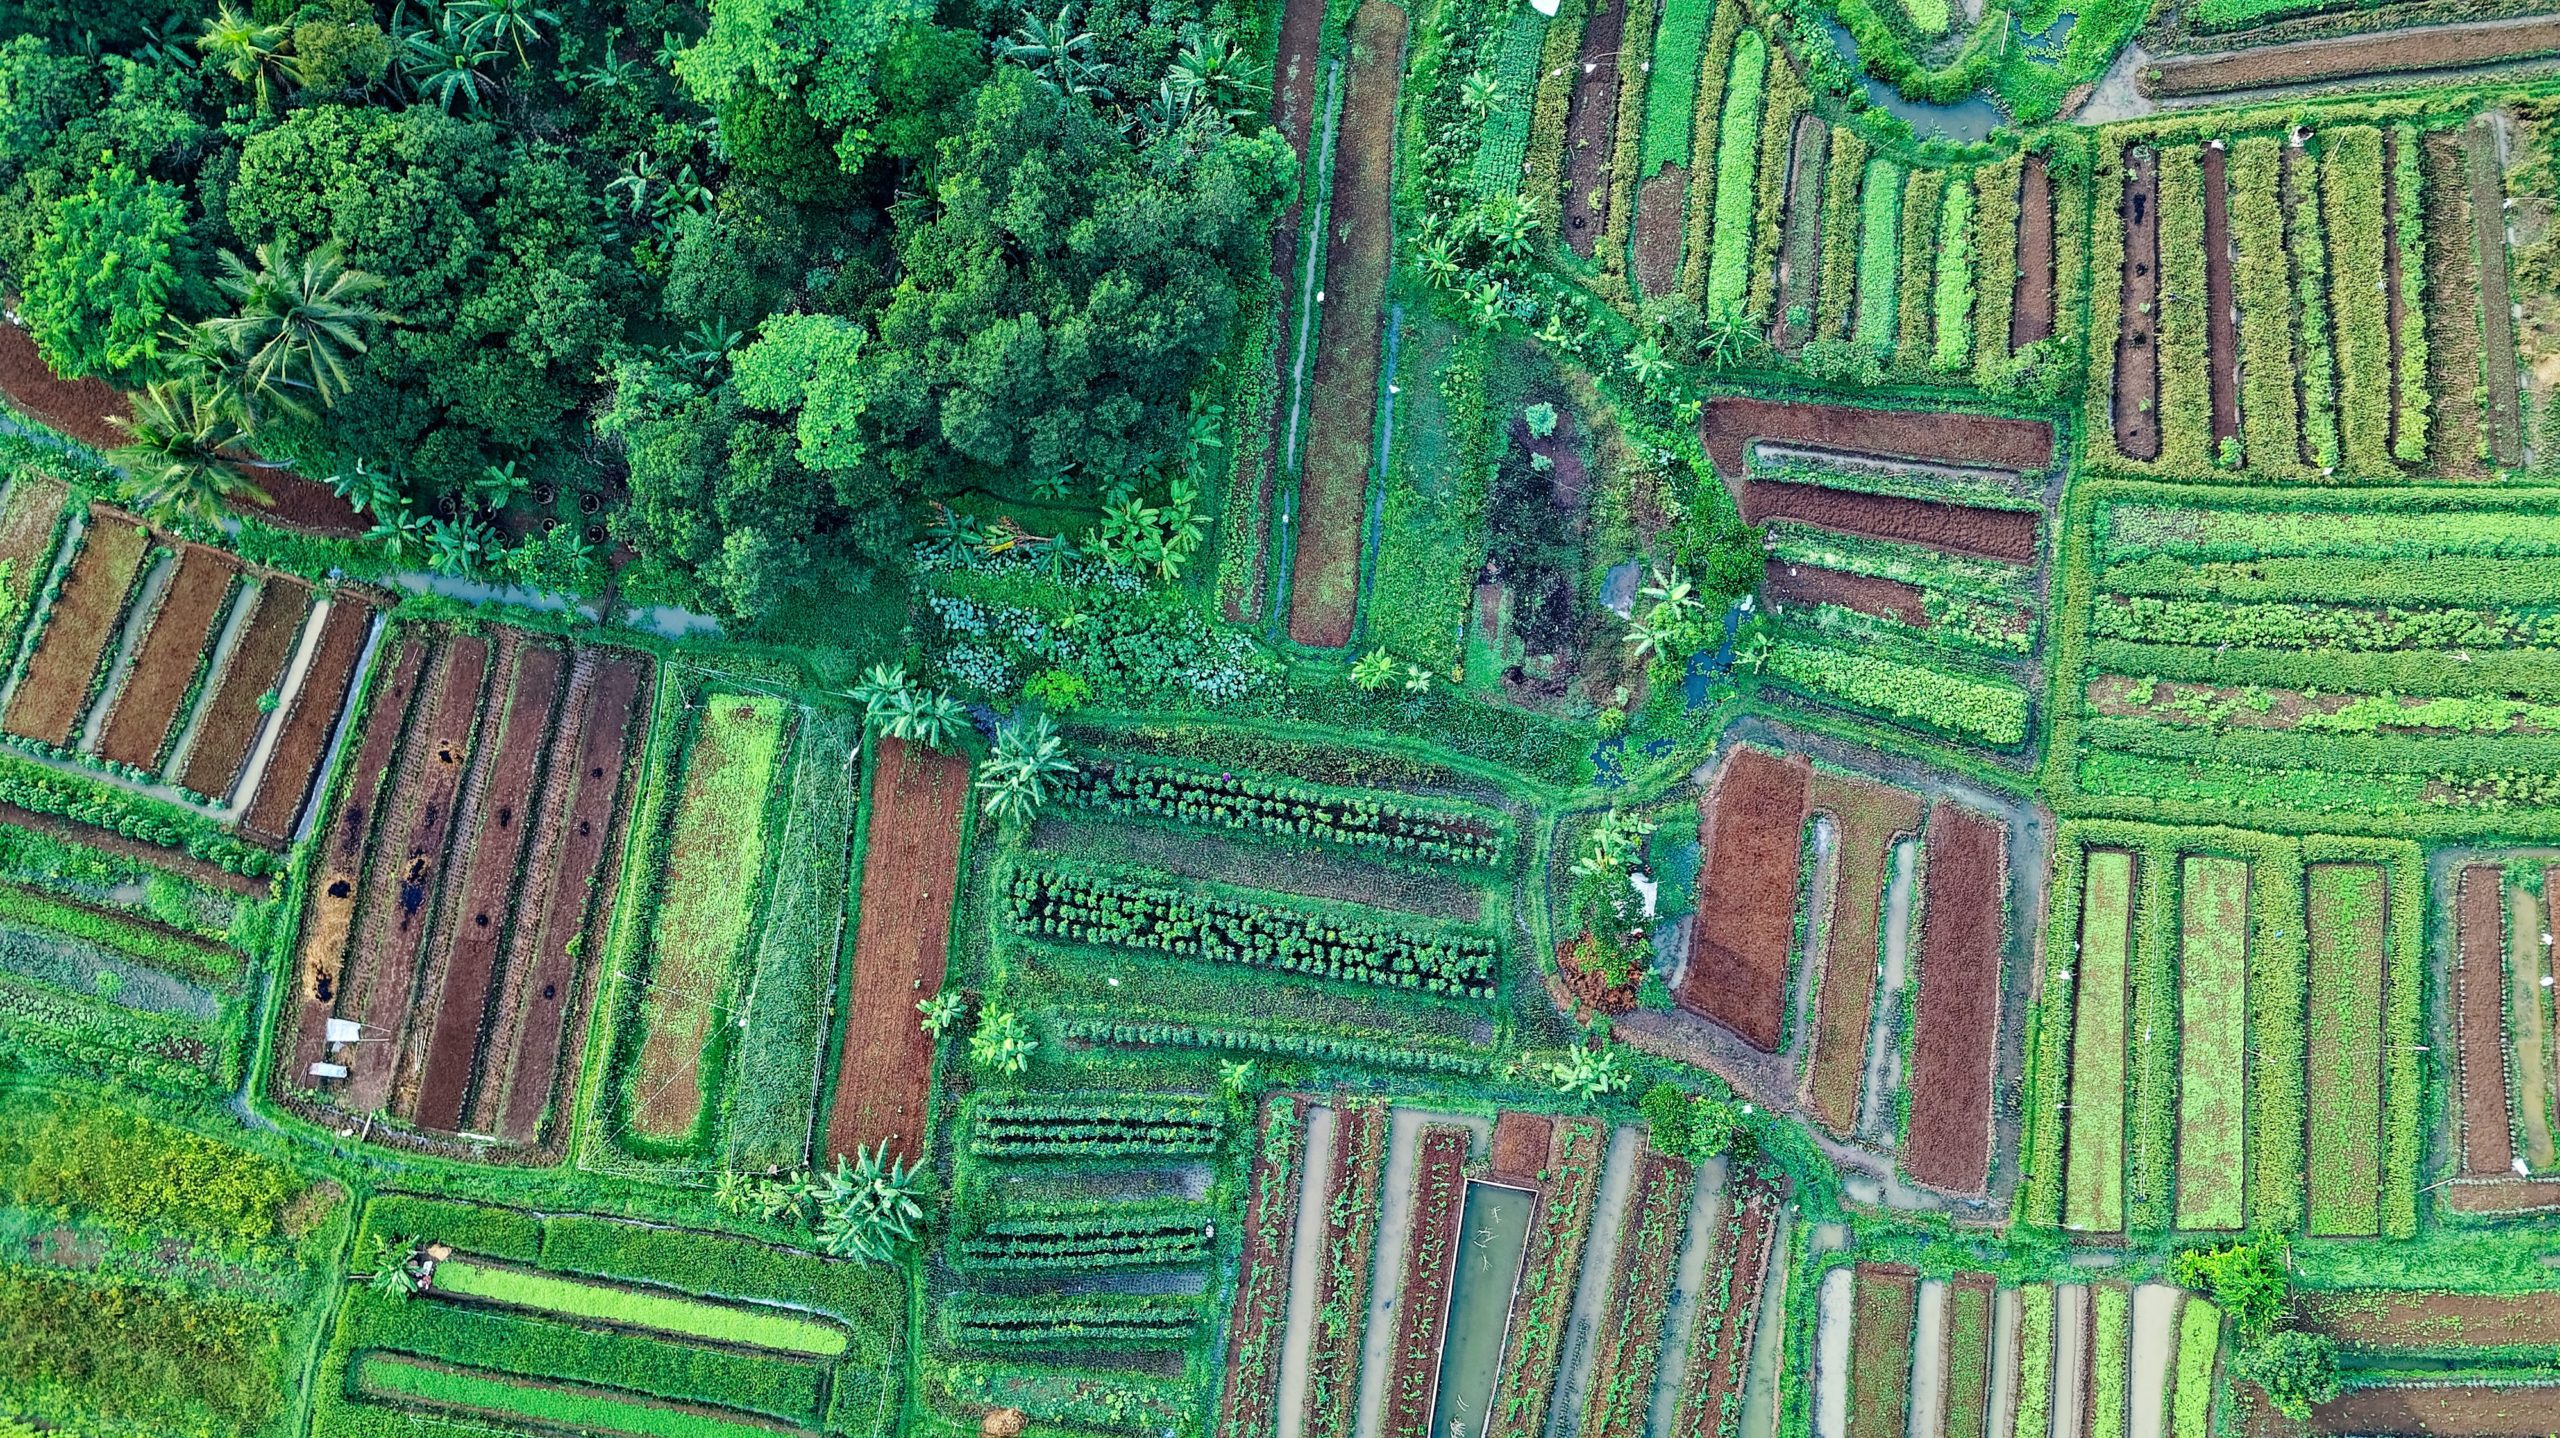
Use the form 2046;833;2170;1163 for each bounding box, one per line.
1427;1179;1537;1438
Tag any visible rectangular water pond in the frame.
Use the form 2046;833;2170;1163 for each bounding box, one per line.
1430;1179;1536;1438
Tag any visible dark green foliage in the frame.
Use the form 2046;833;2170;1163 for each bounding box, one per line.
2170;1237;2289;1338
954;1200;1215;1271
967;1093;1227;1159
1060;759;1511;868
942;1291;1199;1350
2230;1329;2340;1421
0;1264;286;1438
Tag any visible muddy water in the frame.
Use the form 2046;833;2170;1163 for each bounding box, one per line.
1547;1124;1647;1438
2050;1287;2090;1438
1644;1158;1732;1438
1859;838;1920;1144
2504;884;2557;1168
2127;1286;2183;1438
1432;1181;1538;1438
1909;1279;1950;1438
1987;1288;2022;1438
1815;1265;1856;1438
1738;1211;1796;1438
1275;1104;1342;1438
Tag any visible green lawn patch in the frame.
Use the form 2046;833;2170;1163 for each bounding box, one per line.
429;1258;847;1357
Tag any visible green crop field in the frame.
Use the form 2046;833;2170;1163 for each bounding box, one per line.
2175;856;2249;1231
427;1258;848;1357
2065;848;2132;1233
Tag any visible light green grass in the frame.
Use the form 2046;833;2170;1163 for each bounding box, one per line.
429;1259;846;1357
2305;862;2385;1236
1930;178;1975;373
1854;157;1904;352
2090;1286;2130;1438
2065;849;2130;1233
1703;30;1768;316
354;1356;788;1438
2170;1297;2220;1438
1639;0;1712;175
2175;856;2248;1231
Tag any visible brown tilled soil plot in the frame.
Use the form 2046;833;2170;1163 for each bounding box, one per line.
2298;1289;2560;1348
5;511;148;747
1680;746;1811;1053
1902;802;2007;1194
409;642;567;1132
489;653;647;1143
1741;480;2041;564
2114;147;2163;462
2202;144;2240;445
1804;772;1922;1136
2271;1383;2560;1436
2455;866;2516;1177
1286;0;1407;650
1703;396;2054;477
1764;559;1927;627
0;473;67;574
338;636;492;1117
2442;1175;2560;1214
239;594;378;844
1488;1110;1554;1184
823;736;970;1162
2422;133;2489;479
1635;166;1690;298
178;579;313;799
287;634;431;1085
95;545;238;770
2013;156;2056;348
0;324;127;451
2149;14;2560;97
1561;0;1627;258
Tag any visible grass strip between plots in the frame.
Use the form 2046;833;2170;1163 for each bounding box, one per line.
429;1258;847;1357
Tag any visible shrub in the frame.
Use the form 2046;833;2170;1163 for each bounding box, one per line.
968;1093;1226;1158
1893;169;1942;373
0;1098;299;1249
2288;143;2343;472
1053;1018;1494;1074
0;1266;286;1438
953;1201;1214;1271
2230;1330;2339;1421
1060;758;1509;867
941;1292;1199;1350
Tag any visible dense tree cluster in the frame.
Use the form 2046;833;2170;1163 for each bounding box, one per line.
0;0;1283;625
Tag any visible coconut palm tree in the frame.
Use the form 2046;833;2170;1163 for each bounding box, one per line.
110;381;271;525
198;6;292;113
206;243;386;411
402;8;505;114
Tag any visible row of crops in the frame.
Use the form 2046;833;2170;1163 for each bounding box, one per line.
2027;823;2423;1239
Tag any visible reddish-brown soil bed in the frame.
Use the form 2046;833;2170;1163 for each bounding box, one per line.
0;324;127;451
178;579;313;800
410;642;566;1132
2114;146;2163;462
2201;143;2240;446
1671;1169;1789;1438
0;474;66;572
2298;1290;2560;1348
1635;165;1690;298
1285;0;1407;650
95;545;238;770
822;736;971;1162
1561;0;1628;258
1705;395;2053;479
1489;1110;1555;1185
1764;558;1928;627
2455;865;2516;1177
1679;746;1811;1053
1902;801;2007;1194
1383;1125;1471;1438
2013;156;2056;348
489;653;647;1143
2264;1383;2560;1436
2442;1175;2560;1214
1218;1096;1307;1438
239;594;377;844
288;635;432;1083
1804;772;1922;1136
6;510;148;747
1847;1264;1920;1438
1741;478;2040;565
337;636;491;1116
2149;14;2560;97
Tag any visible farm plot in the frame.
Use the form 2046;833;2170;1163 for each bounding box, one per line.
1218;1097;1306;1438
0;473;69;622
1381;1124;1469;1438
1558;0;1625;260
2143;15;2560;98
2451;865;2521;1177
284;629;651;1154
1803;771;1922;1135
1575;1149;1694;1438
2305;862;2387;1235
1667;1167;1789;1438
1484;1117;1606;1438
175;577;314;800
1903;801;2007;1195
1307;1099;1387;1438
92;543;238;772
3;506;149;748
826;736;967;1163
1846;1265;1918;1438
2064;848;2132;1233
1705;399;2054;491
236;591;378;845
1678;744;1810;1051
1286;0;1407;649
2176;856;2250;1230
613;693;788;1152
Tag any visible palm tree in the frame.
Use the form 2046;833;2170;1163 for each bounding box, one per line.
452;0;559;67
198;6;292;113
111;381;271;526
1001;5;1109;101
206;243;386;411
1625;337;1674;390
365;506;429;562
974;714;1075;827
897;691;969;752
403;9;505;114
327;459;405;517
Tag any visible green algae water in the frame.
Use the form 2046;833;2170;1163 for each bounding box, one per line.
1430;1181;1536;1438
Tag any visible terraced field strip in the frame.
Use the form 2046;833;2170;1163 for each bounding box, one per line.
2453;865;2517;1176
1942;1274;1996;1438
2511;876;2557;1170
2175;855;2248;1231
1904;802;2007;1195
489;653;648;1143
2145;13;2560;97
1220;1096;1307;1438
1381;1124;1469;1438
2169;1297;2217;1438
1574;1150;1694;1438
2465;117;2524;467
2304;862;2385;1237
1482;1117;1606;1438
429;1257;846;1356
1804;772;1921;1136
824;735;969;1162
1667;1168;1788;1438
2419;132;2487;479
353;1355;795;1438
2112;146;2161;463
2088;1284;2128;1438
1846;1264;1917;1438
4;508;147;746
626;694;787;1144
176;578;312;799
2199;143;2238;447
1285;0;1407;649
0;473;66;587
2066;848;2132;1233
1304;1099;1386;1438
410;641;567;1132
93;543;237;769
1680;745;1810;1052
239;592;377;844
341;635;492;1117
